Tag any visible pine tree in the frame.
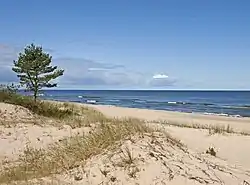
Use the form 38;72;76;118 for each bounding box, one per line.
12;44;64;101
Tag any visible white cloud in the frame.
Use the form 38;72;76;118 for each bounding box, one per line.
153;74;169;79
149;74;175;87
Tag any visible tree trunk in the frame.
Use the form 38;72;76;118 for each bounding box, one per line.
34;88;38;102
34;73;38;102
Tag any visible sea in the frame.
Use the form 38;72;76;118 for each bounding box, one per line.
25;90;250;118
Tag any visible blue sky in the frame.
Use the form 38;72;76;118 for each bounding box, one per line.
0;0;250;90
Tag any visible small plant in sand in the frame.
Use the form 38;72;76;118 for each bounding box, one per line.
100;168;109;177
128;166;140;178
118;146;136;168
206;147;216;157
226;124;233;133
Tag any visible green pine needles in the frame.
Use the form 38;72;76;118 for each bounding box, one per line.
12;44;64;101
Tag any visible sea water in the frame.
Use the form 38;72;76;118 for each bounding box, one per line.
22;90;250;117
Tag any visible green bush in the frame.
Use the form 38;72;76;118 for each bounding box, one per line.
0;86;73;119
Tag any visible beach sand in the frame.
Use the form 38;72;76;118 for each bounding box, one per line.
88;104;250;132
88;104;250;169
0;102;250;184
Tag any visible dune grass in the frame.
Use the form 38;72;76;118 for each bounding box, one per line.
158;120;250;136
0;117;155;184
57;102;109;128
0;89;73;119
0;88;111;129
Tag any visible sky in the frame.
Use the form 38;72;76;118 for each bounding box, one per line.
0;0;250;90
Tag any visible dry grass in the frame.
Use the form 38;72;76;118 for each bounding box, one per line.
117;146;136;168
51;102;108;128
116;146;141;178
208;124;233;135
2;178;73;185
0;89;74;120
158;120;250;136
0;117;153;184
127;166;140;178
0;93;109;128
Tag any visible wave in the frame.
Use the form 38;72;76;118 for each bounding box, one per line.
107;99;120;102
86;100;97;104
239;105;250;109
167;101;190;105
167;101;178;104
133;100;147;103
80;95;101;99
203;112;242;118
119;99;217;107
219;105;250;110
166;101;215;106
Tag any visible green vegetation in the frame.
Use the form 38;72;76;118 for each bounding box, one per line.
0;43;68;120
12;43;64;101
0;87;73;119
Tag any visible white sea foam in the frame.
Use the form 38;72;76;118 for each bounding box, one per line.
217;113;229;117
203;112;240;117
108;100;120;102
168;101;177;104
86;100;97;104
204;112;215;115
230;114;241;118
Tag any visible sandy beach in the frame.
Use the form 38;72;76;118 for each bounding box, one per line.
87;104;250;168
88;104;250;132
0;101;250;184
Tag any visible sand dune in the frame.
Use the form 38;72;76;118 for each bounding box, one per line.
90;104;250;168
0;102;250;185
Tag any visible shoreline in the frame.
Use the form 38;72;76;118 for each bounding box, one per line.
82;103;250;132
76;101;250;120
49;98;250;117
47;96;250;118
87;103;249;119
